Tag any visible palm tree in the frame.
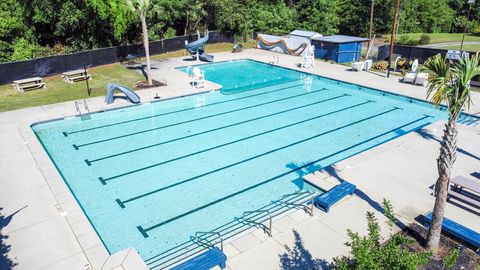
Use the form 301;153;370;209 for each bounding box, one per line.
422;53;480;250
126;0;153;85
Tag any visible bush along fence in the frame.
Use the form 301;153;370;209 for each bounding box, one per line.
0;31;233;84
377;44;477;64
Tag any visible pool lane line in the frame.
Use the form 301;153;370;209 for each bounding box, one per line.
85;94;351;165
136;114;431;237
63;80;305;137
101;99;371;185
114;104;391;207
73;87;329;150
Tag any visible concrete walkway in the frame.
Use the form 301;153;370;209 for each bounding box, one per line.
0;49;479;270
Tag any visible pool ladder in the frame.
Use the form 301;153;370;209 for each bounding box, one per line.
269;55;279;65
75;99;91;120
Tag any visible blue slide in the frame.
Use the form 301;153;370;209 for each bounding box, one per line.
185;31;214;62
105;83;141;104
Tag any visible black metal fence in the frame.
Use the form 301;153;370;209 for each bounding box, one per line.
0;31;233;84
377;44;477;63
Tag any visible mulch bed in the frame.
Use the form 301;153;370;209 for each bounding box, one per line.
403;223;479;269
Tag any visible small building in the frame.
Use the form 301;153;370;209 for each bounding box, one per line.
310;35;369;63
289;30;323;40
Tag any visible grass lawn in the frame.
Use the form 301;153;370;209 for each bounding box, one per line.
437;44;480;52
388;33;480;44
0;41;256;112
149;41;257;61
0;64;143;112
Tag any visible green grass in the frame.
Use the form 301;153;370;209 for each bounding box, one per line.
0;64;143;112
149;41;257;61
387;33;480;44
437;44;480;52
0;41;257;112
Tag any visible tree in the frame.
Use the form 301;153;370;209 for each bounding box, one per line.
126;0;153;85
294;0;340;36
422;53;480;250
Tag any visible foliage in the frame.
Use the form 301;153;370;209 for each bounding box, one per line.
2;0;480;62
333;199;431;270
396;35;420;46
422;53;480;116
442;247;460;269
419;34;431;45
372;61;388;71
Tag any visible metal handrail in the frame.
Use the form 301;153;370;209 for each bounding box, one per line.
193;231;223;251
240;210;272;236
273;192;316;216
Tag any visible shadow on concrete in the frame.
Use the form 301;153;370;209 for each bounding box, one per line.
415;128;480;161
279;230;333;270
0;207;23;269
287;162;408;228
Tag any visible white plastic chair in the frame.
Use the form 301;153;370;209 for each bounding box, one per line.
192;67;205;89
301;45;315;69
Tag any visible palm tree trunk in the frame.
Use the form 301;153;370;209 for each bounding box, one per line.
426;116;458;250
141;15;152;85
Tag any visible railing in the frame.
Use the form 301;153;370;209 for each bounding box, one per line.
238;210;272;236
75;100;91;120
192;231;223;251
146;189;317;269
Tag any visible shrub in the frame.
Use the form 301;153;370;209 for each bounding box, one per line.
397;35;420;46
372;61;388;71
419;34;431;45
332;199;431;270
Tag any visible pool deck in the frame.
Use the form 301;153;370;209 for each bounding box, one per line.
0;48;479;270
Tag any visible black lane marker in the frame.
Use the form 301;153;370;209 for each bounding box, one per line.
136;114;431;237
102;100;371;186
73;87;328;149
63;80;304;137
116;104;390;208
86;94;350;165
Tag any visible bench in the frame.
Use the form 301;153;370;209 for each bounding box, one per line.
424;211;480;254
314;181;356;212
447;175;480;208
171;247;227;270
62;69;91;83
12;77;46;92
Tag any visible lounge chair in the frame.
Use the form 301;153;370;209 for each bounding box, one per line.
403;59;428;86
314;181;356;212
447;175;480;208
301;45;315;69
423;211;480;254
192;67;205;89
171;247;227;270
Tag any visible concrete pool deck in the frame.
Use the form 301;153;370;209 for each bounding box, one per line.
0;49;479;270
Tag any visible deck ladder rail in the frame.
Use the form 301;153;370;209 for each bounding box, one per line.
274;191;315;216
238;209;272;236
146;190;316;269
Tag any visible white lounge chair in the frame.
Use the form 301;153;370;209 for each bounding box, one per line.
192;67;205;89
403;59;428;86
301;45;315;69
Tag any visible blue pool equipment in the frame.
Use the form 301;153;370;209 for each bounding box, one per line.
314;181;356;212
105;83;141;104
185;30;214;62
424;211;480;253
171;247;227;270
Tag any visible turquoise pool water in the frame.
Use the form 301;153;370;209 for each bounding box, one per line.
33;59;449;262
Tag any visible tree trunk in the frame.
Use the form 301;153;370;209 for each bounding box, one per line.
426;116;458;250
141;15;152;85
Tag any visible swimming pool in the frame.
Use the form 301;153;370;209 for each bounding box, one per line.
33;59;449;267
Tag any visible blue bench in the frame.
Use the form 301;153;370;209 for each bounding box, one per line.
314;181;356;212
171;247;227;270
424;211;480;254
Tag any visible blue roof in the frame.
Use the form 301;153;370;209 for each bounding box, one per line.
311;35;369;44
